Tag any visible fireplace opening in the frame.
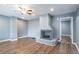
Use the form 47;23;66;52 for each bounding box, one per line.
43;35;50;38
41;30;52;40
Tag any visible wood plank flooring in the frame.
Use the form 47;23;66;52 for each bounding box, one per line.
0;37;78;54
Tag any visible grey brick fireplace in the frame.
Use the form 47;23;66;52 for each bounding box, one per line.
41;30;53;40
36;14;57;46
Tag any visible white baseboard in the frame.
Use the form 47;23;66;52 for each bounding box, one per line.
61;35;71;37
0;39;17;42
73;42;79;52
9;39;17;41
18;36;28;38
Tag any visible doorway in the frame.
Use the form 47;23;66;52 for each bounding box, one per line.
60;17;73;43
16;18;28;38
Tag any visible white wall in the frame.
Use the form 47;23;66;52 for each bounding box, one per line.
40;15;51;30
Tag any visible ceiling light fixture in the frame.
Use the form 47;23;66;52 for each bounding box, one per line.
17;6;33;15
27;9;32;15
50;8;54;12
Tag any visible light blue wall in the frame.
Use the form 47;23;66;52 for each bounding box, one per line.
10;17;17;39
51;12;76;39
0;15;10;40
27;18;40;39
61;21;71;35
75;8;79;47
0;15;17;40
17;18;28;37
51;16;60;38
17;18;40;39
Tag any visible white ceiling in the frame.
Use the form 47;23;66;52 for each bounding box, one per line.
0;4;78;20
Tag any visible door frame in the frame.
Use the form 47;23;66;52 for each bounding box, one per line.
59;17;73;43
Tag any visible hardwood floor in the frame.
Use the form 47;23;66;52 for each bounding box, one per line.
0;37;78;54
